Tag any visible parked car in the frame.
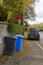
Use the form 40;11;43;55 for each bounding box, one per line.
27;28;40;40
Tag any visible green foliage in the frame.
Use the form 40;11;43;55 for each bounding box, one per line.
39;28;43;31
3;0;36;20
0;5;8;21
7;23;23;35
39;29;43;31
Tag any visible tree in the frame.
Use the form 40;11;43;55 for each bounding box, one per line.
3;0;38;34
0;4;8;21
3;0;36;21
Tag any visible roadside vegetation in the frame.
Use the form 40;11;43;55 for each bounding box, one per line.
0;0;38;35
28;23;43;32
0;4;8;21
37;23;43;31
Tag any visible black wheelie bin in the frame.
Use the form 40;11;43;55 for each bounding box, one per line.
3;36;17;56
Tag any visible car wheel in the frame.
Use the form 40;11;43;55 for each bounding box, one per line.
37;38;40;40
27;37;29;40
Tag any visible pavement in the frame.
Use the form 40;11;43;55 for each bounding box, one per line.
0;38;34;65
0;32;43;65
0;39;42;65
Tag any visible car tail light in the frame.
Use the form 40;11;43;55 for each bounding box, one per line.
38;32;40;34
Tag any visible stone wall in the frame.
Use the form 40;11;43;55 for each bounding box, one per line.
0;22;9;55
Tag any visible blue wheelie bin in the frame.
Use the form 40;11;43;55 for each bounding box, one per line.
13;35;24;51
3;36;17;56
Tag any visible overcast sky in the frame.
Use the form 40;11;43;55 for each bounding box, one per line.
28;0;43;24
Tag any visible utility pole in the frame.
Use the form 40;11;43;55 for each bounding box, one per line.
22;1;25;35
0;0;2;4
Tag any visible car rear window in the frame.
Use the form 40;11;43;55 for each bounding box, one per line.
29;28;39;32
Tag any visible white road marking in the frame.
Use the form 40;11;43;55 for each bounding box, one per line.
34;41;43;50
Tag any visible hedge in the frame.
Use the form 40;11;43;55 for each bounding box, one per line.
0;5;8;21
7;23;23;35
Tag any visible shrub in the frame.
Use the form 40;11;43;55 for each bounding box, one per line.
39;28;43;31
7;23;23;35
0;5;8;21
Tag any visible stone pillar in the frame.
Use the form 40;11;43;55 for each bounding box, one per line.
0;22;9;55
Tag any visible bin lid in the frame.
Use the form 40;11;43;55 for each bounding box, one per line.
5;36;17;40
14;35;24;38
11;36;17;39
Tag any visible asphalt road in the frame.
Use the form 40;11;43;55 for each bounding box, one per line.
0;32;43;65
